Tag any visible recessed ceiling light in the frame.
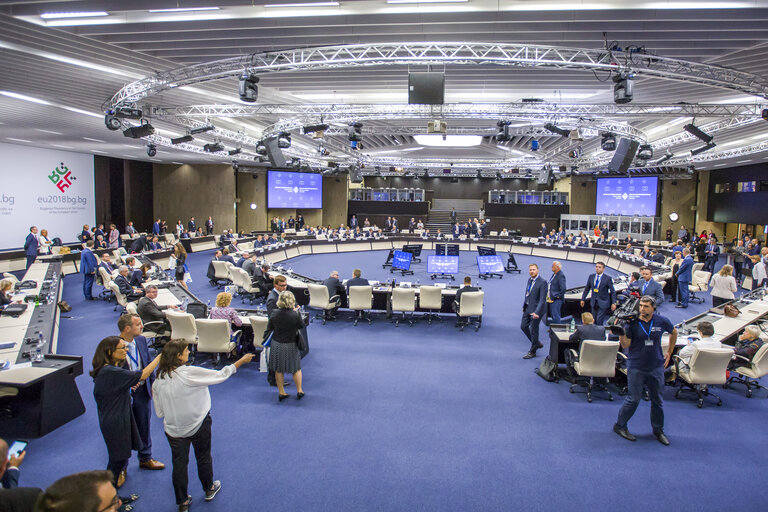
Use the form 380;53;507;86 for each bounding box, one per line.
83;137;106;143
51;144;73;149
387;0;468;3
6;137;33;143
40;12;109;19
736;159;753;163
264;2;339;7
148;7;221;13
413;134;482;147
35;128;63;135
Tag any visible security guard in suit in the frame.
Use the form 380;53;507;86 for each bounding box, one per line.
547;261;567;324
580;261;617;325
521;263;548;359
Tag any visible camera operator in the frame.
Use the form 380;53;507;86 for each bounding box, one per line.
613;295;677;446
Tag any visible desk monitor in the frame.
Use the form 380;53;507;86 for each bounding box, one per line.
477;255;504;274
392;250;413;271
446;244;460;256
427;255;459;274
476;246;496;256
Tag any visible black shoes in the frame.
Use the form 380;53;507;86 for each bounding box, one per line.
675;304;688;308
654;430;671;446
279;393;290;402
523;352;536;359
523;343;543;359
297;392;305;400
535;342;544;350
613;424;637;442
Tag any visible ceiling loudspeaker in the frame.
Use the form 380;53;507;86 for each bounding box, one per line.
537;169;552;185
349;166;363;184
607;138;640;174
408;72;445;105
262;136;287;168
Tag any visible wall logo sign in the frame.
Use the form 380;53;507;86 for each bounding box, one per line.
48;162;77;193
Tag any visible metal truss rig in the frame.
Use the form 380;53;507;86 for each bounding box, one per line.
106;43;768;109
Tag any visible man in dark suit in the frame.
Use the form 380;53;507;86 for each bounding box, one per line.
350;215;358;230
650;249;665;263
118;314;165;480
147;236;162;251
124;257;143;287
568;312;607;350
80;240;98;300
548;261;567;324
125;221;138;235
580;261;617;325
242;254;259;279
137;285;177;335
188;217;196;232
323;270;347;316
205;216;214;235
235;251;249;269
704;238;720;273
99;253;116;274
346;268;370;294
450;208;457;224
521;263;548;359
454;276;479;319
23;226;38;268
129;235;148;253
540;223;547;238
152;219;161;236
675;248;694;308
115;265;143;301
631;267;665;305
220;249;235;264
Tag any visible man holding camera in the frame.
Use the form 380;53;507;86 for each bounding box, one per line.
613;296;677;445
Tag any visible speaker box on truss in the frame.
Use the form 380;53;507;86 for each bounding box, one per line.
408;72;445;105
607;138;640;173
536;169;552;185
263;136;287;168
349;166;363;184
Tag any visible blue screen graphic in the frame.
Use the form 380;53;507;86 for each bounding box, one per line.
267;170;323;209
392;250;413;271
596;177;658;216
476;255;504;273
427;255;459;274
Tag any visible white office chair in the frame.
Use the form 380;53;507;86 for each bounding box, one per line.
97;267;115;301
249;315;270;348
231;268;260;304
165;233;176;247
113;247;128;262
166;310;198;344
126;302;166;339
195;318;240;367
688;270;711;304
211;261;232;287
727;343;768;398
691;262;705;275
348;285;373;325
108;281;128;313
391;287;416;327
418;286;443;324
673;347;734;407
2;273;18;284
307;283;340;324
456;291;484;331
568;340;619;402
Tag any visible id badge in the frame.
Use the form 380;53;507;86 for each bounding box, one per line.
644;338;653;347
594;288;599;293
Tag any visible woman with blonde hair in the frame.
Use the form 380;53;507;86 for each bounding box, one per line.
208;292;242;327
0;279;21;307
267;290;305;402
173;242;188;289
710;264;737;307
38;228;52;254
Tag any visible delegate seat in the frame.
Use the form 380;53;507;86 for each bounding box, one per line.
195;318;240;367
391;287;416;327
348;285;373;326
673;347;734;407
455;291;484;331
567;340;620;402
418;286;443;324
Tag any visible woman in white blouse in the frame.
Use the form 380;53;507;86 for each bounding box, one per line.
709;264;738;307
153;340;254;511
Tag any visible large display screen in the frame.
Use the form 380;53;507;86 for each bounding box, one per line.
476;255;504;274
392;250;413;271
427;255;459;274
267;170;322;209
596;177;658;216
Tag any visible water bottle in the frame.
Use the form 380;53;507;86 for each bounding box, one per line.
416;278;420;287
569;318;576;332
35;333;45;362
181;298;189;311
206;299;211;311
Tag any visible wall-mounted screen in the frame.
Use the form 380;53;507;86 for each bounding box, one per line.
595;177;658;216
267;170;322;209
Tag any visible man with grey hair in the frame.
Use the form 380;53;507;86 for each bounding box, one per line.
114;265;143;301
548;261;566;324
322;270;346;319
729;325;765;370
137;284;178;334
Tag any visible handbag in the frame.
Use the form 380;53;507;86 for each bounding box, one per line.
295;331;308;352
57;300;72;312
723;304;740;318
262;329;273;348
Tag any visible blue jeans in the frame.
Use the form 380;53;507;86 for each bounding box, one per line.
678;281;690;306
616;366;665;432
550;299;563;324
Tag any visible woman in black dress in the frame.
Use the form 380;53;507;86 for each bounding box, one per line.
173;242;188;290
267;291;305;401
670;250;683;304
91;336;161;504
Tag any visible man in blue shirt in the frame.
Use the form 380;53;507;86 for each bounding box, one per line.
80;240;98;300
614;296;677;445
24;226;39;268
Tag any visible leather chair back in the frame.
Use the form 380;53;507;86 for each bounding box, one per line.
348;286;373;311
574;340;619;378
391;287;416;313
167;310;198;343
458;291;484;318
419;286;443;310
687;347;734;384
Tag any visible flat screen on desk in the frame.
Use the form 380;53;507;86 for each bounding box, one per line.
427;255;459;274
476;255;504;273
392;250;412;271
267;170;322;209
596;176;658;216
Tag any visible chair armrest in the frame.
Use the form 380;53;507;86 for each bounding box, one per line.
567;348;578;362
142;321;166;331
732;354;751;364
329;294;341;306
616;352;627;361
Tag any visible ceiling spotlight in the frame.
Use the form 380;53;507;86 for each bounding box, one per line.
569;129;584;141
690;142;716;156
348;122;363;142
531;139;539;151
171;134;194;145
111;106;142;120
228;148;242;156
601;133;616;151
687;165;696;175
122;121;155;138
189;124;215;135
495;121;511;142
684;123;714;143
762;108;768;121
203;142;224;153
568;148;581;158
104;114;121;131
637;144;653;160
544;123;570;138
613;71;634;104
302;123;329;137
277;132;291;148
146;143;157;157
255;141;267;156
656;151;674;164
238;73;259;102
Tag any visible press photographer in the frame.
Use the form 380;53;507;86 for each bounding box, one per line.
611;296;677;446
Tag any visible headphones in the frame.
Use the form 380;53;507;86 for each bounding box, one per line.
639;295;657;309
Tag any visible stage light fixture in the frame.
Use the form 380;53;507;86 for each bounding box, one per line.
228;148;242;156
122;121;155;138
690;142;716;156
495;121;511;142
544;123;570;138
656;151;674;164
111;107;142;120
189;124;215;135
277;132;291;148
569;129;584;141
302;123;329;136
763;109;768;121
568;148;581;158
601;133;616;151
348;122;363;142
203;142;224;153
104;114;121;131
255;141;267;156
637;144;653;160
171;134;194;144
146;143;156;157
238;73;259;102
684;123;713;143
531;139;539;151
613;71;634;104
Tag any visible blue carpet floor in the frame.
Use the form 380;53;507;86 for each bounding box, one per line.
16;249;768;511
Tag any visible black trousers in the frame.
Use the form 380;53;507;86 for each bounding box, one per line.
520;312;542;349
166;414;214;504
107;458;129;488
712;296;730;307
